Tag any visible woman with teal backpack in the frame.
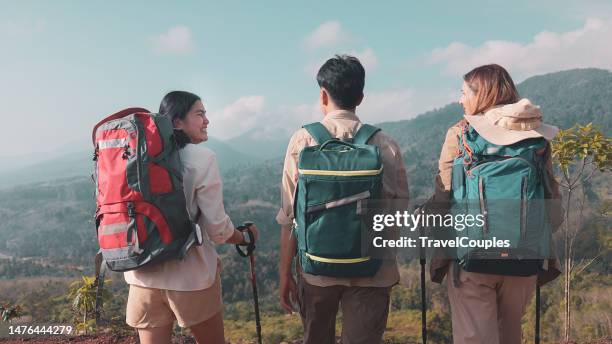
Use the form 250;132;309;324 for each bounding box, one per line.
430;64;564;344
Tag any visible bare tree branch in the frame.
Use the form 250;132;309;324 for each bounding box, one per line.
571;157;587;186
574;255;600;276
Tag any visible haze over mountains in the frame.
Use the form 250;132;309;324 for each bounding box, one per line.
1;67;611;264
0;137;258;189
1;68;610;191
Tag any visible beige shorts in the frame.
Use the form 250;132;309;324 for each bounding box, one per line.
126;271;223;329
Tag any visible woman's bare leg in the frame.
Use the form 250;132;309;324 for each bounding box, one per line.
189;310;225;344
137;323;173;344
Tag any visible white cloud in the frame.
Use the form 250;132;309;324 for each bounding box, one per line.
149;26;195;54
302;21;377;77
278;102;321;130
208;86;457;142
429;18;612;80
304;48;379;78
350;47;379;71
359;86;460;123
208;96;266;139
303;21;350;51
358;89;414;123
207;95;321;141
240;102;322;140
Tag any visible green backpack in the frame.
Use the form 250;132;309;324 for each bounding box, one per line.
449;124;551;276
294;122;383;277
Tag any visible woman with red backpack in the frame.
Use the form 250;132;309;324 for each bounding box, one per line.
123;91;259;344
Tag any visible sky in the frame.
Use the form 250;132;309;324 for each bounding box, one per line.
1;0;612;157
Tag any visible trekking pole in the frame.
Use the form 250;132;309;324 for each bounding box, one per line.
414;204;427;344
535;284;540;344
235;222;262;344
94;251;106;325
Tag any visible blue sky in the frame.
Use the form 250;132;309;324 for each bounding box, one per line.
1;0;611;156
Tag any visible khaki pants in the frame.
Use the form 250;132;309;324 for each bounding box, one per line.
298;276;391;344
447;264;537;344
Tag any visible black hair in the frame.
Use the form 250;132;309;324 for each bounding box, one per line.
316;55;365;109
159;91;201;148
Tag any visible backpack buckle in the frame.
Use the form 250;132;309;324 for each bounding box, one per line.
127;202;135;218
122;145;131;159
93;144;99;161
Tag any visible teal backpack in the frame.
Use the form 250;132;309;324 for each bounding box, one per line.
449;124;551;276
294;122;383;277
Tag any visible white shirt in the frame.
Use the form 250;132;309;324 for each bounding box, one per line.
124;144;235;291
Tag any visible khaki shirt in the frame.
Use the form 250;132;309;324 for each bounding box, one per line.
276;110;409;287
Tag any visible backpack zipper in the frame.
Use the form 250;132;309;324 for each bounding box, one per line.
306;190;371;214
478;177;488;236
520;176;528;240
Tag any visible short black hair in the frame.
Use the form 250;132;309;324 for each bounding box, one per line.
316;55;365;109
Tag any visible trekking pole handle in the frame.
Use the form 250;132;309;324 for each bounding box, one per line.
235;222;256;257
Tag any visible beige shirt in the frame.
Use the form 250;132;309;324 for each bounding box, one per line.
277;110;410;287
124;144;235;291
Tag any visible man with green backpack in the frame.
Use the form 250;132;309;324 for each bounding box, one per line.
277;55;409;344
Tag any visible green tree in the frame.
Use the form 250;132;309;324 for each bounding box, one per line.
66;276;111;335
0;303;23;323
551;123;612;342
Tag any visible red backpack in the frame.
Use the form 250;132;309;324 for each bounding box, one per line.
92;108;201;273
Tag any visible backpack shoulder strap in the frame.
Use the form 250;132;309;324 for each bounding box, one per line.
303;122;333;145
353;124;381;144
459;123;474;163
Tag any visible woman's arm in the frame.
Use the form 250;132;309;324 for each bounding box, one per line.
193;152;257;244
433;122;463;202
428;122;463;283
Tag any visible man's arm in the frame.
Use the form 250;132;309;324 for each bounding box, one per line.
276;132;303;313
279;224;298;313
280;224;297;276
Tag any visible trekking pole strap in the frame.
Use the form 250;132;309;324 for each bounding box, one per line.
235;222;256;257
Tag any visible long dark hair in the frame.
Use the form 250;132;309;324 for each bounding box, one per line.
159;91;201;148
463;64;519;114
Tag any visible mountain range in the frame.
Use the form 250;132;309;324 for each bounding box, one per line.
1;67;610;265
2;68;610;192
